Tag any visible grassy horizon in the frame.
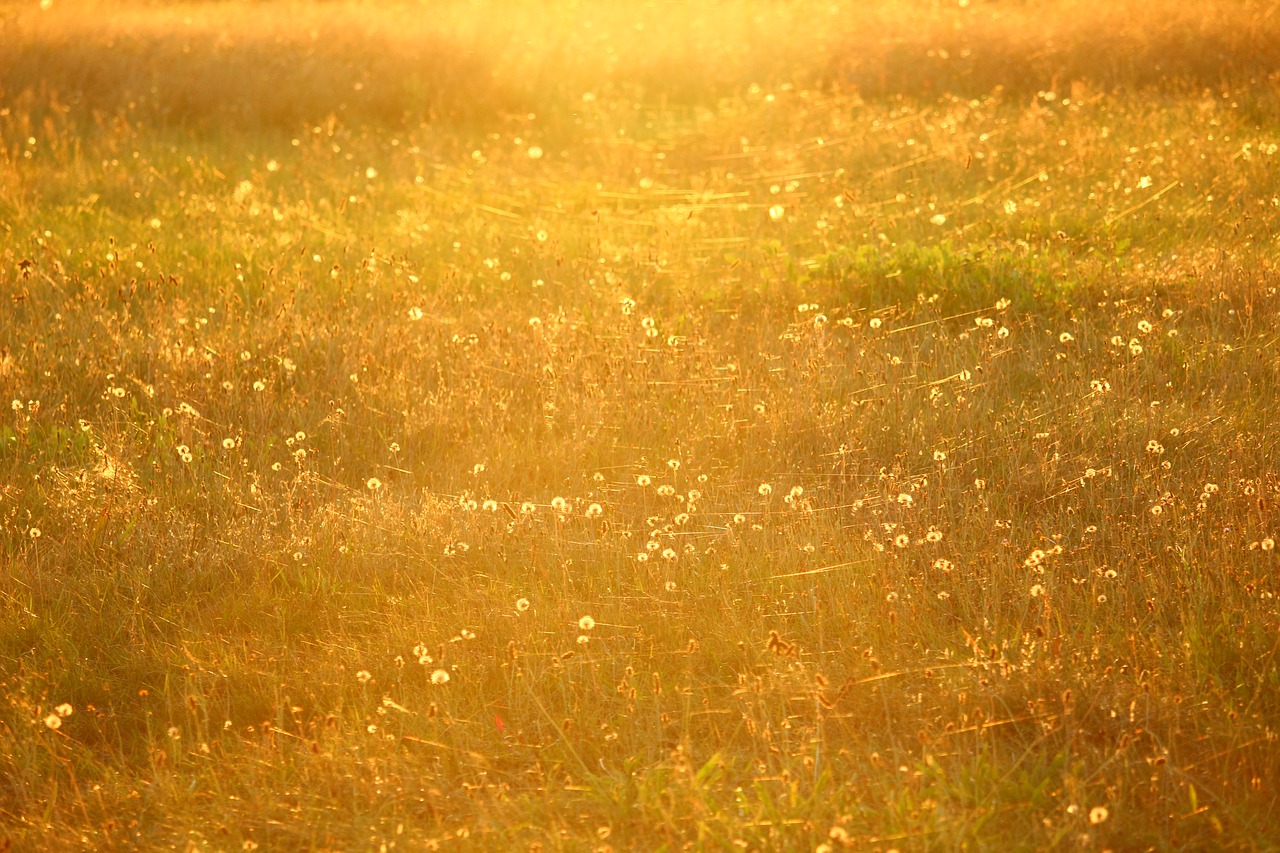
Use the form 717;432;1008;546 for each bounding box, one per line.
2;1;1280;850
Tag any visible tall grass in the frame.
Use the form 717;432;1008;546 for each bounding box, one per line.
2;0;1279;849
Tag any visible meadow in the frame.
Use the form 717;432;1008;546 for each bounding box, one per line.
2;0;1279;849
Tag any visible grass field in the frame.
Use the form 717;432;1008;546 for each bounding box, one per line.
3;0;1280;849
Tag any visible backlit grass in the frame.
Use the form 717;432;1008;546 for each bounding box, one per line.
2;0;1279;849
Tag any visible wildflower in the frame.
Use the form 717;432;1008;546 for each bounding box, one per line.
55;703;73;717
431;669;450;685
769;205;786;221
869;317;882;329
516;598;531;612
1030;584;1045;597
527;146;543;160
585;503;603;518
483;499;498;511
366;478;382;491
1089;806;1109;825
28;528;41;540
926;529;943;543
167;726;181;740
43;713;61;730
665;581;677;592
636;475;652;487
1262;538;1275;552
551;496;568;512
758;483;773;496
578;615;595;631
933;450;946;462
930;213;947;225
356;670;373;684
894;534;910;548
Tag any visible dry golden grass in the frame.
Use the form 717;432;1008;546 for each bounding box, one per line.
2;0;1279;850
